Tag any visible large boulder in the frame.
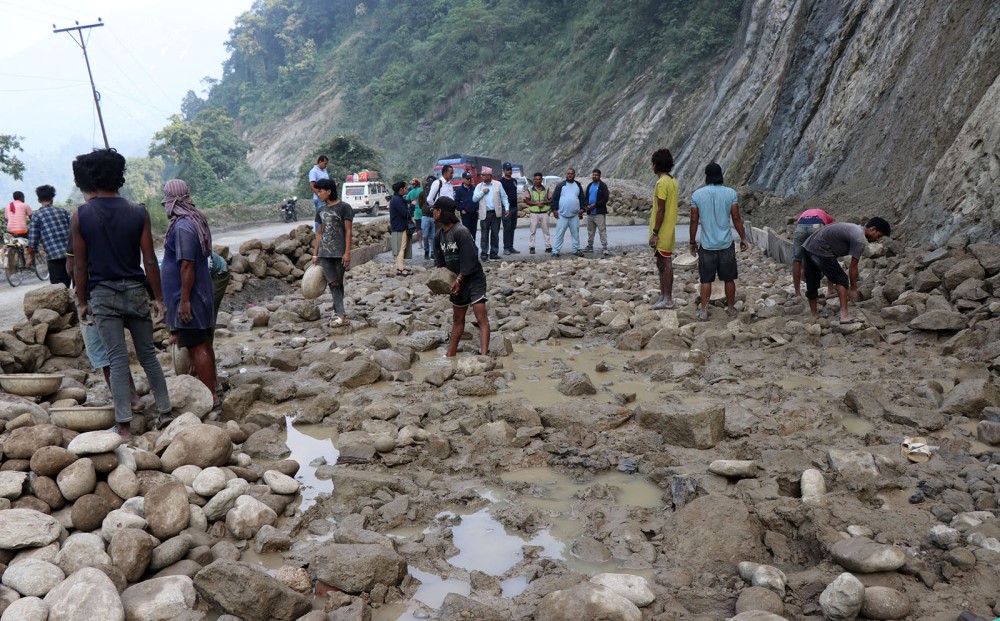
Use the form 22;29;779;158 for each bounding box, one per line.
225;496;277;540
0;509;62;550
56;458;97;501
659;495;765;574
556;372;598;396
43;567;124;621
3;425;63;460
23;285;72;319
166;375;215;419
0;596;49;621
144;482;191;539
29;446;77;478
333;360;381;388
310;543;407;593
109;528;157;583
45;327;84;357
908;310;967;331
941;379;1000;418
969;243;1000;276
539;400;629;431
0;558;65;597
535;582;641;621
120;576;197;621
159;425;232;471
67;431;122;456
634;401;725;449
193;560;312;621
942;259;985;291
54;533;112;575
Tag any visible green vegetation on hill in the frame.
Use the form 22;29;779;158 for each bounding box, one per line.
161;0;742;197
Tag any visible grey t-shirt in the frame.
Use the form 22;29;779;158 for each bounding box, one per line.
803;222;866;258
316;202;354;258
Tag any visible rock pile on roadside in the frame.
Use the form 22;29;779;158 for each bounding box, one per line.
0;285;82;374
224;221;390;293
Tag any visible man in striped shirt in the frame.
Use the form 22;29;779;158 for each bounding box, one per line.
27;184;72;286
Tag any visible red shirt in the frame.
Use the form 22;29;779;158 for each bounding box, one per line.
797;209;834;225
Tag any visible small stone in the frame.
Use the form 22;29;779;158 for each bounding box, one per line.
800;469;826;504
192;467;227;497
56;458;97;501
556;372;597;396
374;436;396;453
930;525;961;549
66;431;122;456
861;586;911;619
830;538;905;573
589;573;655;607
735;586;784;616
43;567;124;621
708;460;757;478
0;558;65;596
819;572;864;621
262;470;300;495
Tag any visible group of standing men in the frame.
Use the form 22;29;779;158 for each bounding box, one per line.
19;149;231;441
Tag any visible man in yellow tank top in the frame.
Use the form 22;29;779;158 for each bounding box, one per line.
648;149;679;310
524;172;552;254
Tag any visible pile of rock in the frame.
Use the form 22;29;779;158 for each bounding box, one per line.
0;405;383;620
224;221;390;293
0;285;82;374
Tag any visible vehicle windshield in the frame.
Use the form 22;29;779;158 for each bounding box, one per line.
344;186;365;196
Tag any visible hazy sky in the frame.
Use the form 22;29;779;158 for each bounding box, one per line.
1;0;254;197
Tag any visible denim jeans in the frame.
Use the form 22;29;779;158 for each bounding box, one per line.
421;217;436;256
552;215;580;254
90;281;171;423
480;212;501;258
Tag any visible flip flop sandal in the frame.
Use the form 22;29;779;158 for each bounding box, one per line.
840;317;864;325
396;269;412;276
329;316;346;328
696;309;708;321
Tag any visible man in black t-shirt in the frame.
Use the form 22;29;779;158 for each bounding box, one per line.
433;197;490;356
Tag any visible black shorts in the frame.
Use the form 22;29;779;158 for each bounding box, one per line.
803;251;849;299
174;327;213;348
450;271;488;307
698;243;738;283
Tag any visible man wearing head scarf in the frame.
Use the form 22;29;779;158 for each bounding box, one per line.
160;179;218;405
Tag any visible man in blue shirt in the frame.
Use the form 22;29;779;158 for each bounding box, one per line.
583;169;610;256
27;184;72;286
689;162;748;321
549;168;586;258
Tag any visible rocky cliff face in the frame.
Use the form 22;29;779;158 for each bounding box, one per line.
248;0;997;245
601;0;998;244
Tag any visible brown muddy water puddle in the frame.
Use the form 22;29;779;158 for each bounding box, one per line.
234;414;664;621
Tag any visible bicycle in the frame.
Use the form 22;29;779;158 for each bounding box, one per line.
1;237;48;286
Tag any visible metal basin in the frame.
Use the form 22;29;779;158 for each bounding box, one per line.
0;373;64;397
48;406;115;432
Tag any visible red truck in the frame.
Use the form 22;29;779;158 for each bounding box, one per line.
431;154;503;186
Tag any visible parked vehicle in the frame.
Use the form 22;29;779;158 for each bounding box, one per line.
341;180;388;216
430;154;502;186
280;197;298;222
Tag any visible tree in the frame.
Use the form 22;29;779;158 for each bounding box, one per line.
180;90;208;121
0;134;25;180
297;134;384;197
149;109;255;207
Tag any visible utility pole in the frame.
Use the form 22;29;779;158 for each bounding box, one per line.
53;19;109;149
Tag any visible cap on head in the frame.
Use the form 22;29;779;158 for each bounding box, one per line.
866;217;891;237
462;172;472;180
705;162;724;185
482;167;493;175
503;162;513;170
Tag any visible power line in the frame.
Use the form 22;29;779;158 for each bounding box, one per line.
53;19;110;149
88;36;176;117
105;26;175;103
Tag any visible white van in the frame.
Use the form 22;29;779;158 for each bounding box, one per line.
341;181;388;217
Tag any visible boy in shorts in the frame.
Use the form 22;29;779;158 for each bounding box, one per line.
433;197;489;356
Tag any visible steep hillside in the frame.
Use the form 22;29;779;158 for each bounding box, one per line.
215;0;998;244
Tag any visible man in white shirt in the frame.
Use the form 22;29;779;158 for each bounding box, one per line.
427;165;455;205
308;155;330;225
472;167;509;260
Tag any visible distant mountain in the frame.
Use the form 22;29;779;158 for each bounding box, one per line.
202;0;1000;243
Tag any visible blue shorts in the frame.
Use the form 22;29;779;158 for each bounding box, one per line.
81;322;109;369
